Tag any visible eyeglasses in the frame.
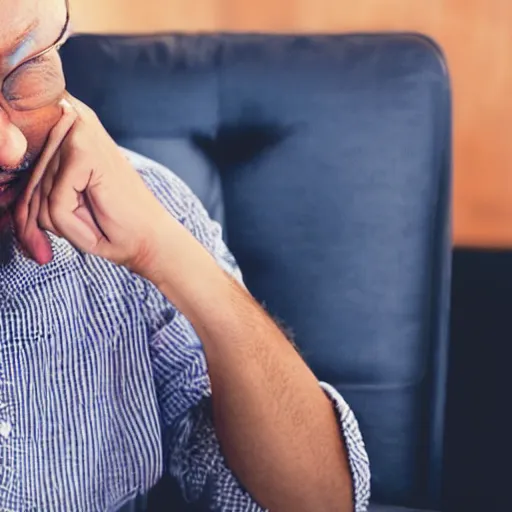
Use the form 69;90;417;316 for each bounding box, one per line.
2;0;71;112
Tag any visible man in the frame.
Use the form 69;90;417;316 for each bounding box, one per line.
0;0;370;510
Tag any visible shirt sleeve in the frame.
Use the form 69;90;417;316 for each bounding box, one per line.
135;157;371;511
147;305;371;512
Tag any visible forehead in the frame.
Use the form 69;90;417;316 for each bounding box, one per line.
0;0;65;62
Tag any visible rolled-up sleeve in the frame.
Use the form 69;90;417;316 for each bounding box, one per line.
148;302;370;511
320;383;371;511
149;305;263;510
136;156;370;510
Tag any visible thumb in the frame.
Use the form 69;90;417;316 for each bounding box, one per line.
53;199;103;256
20;184;53;265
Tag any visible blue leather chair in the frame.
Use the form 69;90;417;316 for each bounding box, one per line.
60;32;452;512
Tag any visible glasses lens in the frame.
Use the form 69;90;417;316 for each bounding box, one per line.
3;50;65;112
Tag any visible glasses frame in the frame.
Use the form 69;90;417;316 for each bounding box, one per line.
25;0;71;64
2;0;71;107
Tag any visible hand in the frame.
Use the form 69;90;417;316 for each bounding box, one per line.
14;95;171;273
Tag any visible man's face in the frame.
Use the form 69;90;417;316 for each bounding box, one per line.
0;0;67;217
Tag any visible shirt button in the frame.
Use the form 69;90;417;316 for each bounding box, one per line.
0;421;12;439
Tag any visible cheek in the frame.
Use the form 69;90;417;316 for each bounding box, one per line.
10;101;63;158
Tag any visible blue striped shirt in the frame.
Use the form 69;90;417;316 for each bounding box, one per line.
0;150;370;511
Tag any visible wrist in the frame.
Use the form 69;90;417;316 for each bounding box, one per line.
127;211;175;282
135;214;230;314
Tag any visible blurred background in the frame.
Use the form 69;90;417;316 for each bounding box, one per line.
68;1;511;509
70;0;511;248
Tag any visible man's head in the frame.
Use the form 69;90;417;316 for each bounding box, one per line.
0;0;68;215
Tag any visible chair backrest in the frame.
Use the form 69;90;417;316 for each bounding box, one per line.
61;33;452;509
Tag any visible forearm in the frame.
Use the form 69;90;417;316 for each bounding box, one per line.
146;221;354;511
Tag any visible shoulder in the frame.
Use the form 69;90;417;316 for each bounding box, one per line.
122;147;243;285
122;147;224;254
122;147;196;217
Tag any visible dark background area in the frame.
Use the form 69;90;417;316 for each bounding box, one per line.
444;249;511;511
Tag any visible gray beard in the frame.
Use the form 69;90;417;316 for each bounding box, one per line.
0;153;33;174
0;151;38;267
0;227;14;267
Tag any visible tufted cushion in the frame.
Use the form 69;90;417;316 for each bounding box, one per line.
61;33;451;510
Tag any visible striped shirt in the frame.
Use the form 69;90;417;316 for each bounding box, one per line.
0;149;370;511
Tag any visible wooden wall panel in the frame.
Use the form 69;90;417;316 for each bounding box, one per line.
71;0;219;33
71;0;512;248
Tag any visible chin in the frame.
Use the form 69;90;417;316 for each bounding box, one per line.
0;183;24;220
0;210;12;236
0;222;15;266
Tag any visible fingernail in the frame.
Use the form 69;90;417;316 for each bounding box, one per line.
59;97;72;110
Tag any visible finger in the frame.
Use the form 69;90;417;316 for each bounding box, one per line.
47;154;101;253
37;189;59;237
38;151;61;235
49;119;105;242
22;99;77;203
74;193;105;242
22;183;53;265
50;192;101;254
14;99;77;239
17;151;61;264
61;93;93;120
62;95;114;143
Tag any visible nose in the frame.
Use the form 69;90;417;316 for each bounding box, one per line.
0;112;27;170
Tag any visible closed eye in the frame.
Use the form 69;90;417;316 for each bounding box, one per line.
3;51;65;110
